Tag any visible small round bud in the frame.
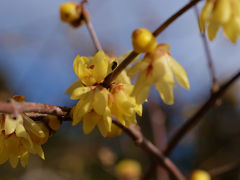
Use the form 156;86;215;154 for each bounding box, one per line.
132;28;157;53
115;159;141;180
190;170;211;180
60;2;80;23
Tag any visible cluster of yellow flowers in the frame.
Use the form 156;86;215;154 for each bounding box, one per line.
0;113;48;168
199;0;240;43
66;26;190;136
66;51;142;137
0;96;61;168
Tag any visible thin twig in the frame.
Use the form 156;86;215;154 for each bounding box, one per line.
209;161;240;177
103;0;202;87
81;5;102;51
112;120;185;180
145;102;168;180
164;70;240;156
193;6;218;93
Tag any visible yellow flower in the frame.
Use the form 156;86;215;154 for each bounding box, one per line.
190;170;211;180
128;44;190;105
0;113;48;168
199;0;240;43
115;159;142;180
66;50;142;137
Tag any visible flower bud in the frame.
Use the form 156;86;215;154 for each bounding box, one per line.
60;2;80;23
132;28;157;53
190;170;211;180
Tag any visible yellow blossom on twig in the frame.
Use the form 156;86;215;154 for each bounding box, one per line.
128;44;190;105
0;113;48;168
199;0;240;43
66;51;142;137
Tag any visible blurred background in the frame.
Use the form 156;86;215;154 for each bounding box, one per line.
0;0;240;179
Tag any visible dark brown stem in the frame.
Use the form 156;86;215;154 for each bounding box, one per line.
152;0;201;37
103;51;138;87
164;70;240;156
103;0;202;87
112;120;185;180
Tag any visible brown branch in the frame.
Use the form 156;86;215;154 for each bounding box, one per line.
146;102;168;180
0;102;184;179
164;70;240;156
112;120;185;180
103;0;202;87
0;102;70;117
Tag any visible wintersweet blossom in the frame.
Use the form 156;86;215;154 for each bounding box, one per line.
66;50;142;137
128;44;190;105
199;0;240;43
0;113;49;168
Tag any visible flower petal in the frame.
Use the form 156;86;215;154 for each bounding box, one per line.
72;93;93;126
20;152;29;168
169;57;190;90
207;23;220;41
199;2;214;33
70;87;91;99
9;155;19;168
92;88;108;115
65;80;83;94
83;112;100;134
156;81;174;105
4;115;18;135
211;0;231;24
92;50;108;82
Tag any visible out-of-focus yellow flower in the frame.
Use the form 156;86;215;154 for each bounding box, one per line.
199;0;240;43
60;2;89;28
66;50;142;137
132;28;158;53
115;159;142;180
0;113;48;168
128;44;190;105
189;170;211;180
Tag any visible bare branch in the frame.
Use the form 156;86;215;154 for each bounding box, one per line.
112;120;185;180
164;70;240;156
0;102;70;117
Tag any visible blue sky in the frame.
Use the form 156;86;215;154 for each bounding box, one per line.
0;0;239;108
